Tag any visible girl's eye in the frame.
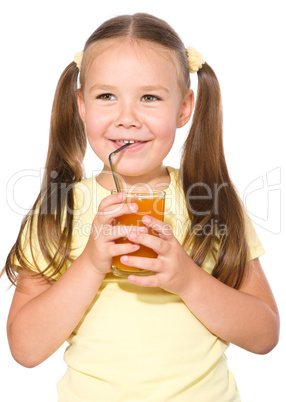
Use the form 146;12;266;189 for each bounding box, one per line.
97;93;116;101
141;95;159;102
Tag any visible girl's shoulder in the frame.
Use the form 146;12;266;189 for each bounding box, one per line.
73;176;95;195
166;166;186;208
72;175;110;218
72;177;95;216
166;166;182;190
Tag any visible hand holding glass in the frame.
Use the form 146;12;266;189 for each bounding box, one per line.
111;189;165;277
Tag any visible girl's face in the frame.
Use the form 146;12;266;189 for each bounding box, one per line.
78;38;193;188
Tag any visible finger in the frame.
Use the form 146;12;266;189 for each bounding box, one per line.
127;230;168;255
120;254;160;272
142;216;173;240
111;242;141;256
97;201;140;224
94;225;148;241
98;191;126;212
99;192;144;216
107;202;139;218
128;272;161;288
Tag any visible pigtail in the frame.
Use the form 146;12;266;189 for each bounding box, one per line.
46;62;86;183
4;62;86;285
181;63;248;289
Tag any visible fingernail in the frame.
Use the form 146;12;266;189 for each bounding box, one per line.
142;216;151;224
130;203;138;212
138;226;148;232
129;232;137;239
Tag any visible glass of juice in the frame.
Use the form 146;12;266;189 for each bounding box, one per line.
111;189;165;277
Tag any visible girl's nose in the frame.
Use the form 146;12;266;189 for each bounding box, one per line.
114;105;142;129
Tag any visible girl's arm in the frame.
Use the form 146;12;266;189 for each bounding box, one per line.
7;191;141;368
179;257;280;354
7;256;105;368
123;218;280;354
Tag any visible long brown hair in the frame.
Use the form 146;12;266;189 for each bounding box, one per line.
181;63;247;288
3;13;247;289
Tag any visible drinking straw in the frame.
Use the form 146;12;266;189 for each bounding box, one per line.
108;143;133;192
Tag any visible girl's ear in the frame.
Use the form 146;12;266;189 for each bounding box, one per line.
177;89;194;128
77;90;86;123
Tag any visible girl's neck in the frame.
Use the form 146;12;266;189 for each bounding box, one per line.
95;164;171;191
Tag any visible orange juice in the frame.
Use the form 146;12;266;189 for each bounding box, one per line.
111;190;165;277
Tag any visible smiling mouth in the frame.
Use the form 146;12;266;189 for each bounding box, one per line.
112;140;147;144
110;139;149;151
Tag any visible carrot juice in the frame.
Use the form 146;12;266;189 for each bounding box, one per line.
111;190;165;277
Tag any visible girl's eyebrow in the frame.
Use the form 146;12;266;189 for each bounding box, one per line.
89;84;170;94
139;85;170;93
89;84;116;93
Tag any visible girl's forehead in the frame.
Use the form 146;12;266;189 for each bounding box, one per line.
82;37;184;91
87;37;177;66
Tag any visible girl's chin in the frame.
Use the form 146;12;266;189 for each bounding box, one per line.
102;158;166;179
112;162;149;175
111;166;153;184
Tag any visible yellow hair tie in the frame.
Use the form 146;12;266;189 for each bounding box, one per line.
74;51;83;70
186;46;205;74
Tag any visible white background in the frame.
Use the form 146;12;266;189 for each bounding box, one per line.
0;0;285;401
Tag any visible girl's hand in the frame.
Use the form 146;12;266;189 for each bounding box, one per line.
121;215;194;296
82;192;145;276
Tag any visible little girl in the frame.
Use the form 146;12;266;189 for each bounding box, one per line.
4;13;279;401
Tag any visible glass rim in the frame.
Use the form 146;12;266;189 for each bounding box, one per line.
111;189;166;198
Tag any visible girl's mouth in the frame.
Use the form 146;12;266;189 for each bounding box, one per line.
110;139;149;151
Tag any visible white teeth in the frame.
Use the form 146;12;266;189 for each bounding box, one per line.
115;140;140;143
